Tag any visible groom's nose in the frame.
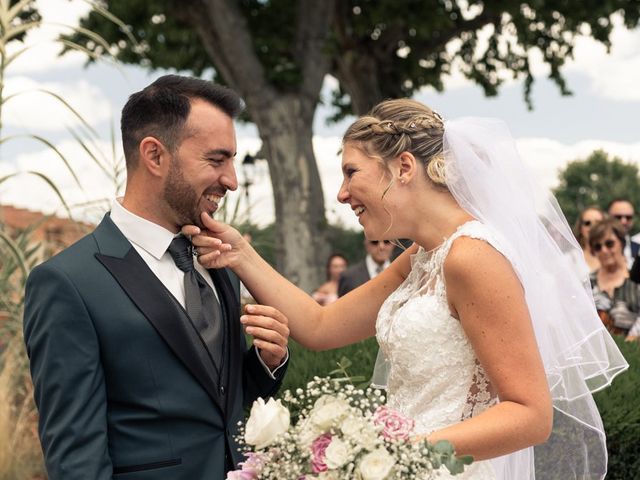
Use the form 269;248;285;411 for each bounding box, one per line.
219;163;238;191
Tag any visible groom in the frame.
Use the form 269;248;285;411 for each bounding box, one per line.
23;75;289;480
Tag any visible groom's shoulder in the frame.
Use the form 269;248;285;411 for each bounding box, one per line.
33;227;102;277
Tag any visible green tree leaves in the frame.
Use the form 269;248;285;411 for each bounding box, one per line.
553;150;640;226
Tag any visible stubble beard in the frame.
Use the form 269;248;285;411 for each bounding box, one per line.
163;156;202;229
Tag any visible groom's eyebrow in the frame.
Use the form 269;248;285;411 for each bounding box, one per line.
205;148;236;158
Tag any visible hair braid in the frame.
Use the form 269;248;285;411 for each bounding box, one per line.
343;99;447;186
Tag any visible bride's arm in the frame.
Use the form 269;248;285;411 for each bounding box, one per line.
187;213;416;351
430;236;553;460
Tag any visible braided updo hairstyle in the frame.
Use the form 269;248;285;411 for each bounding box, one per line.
342;99;447;187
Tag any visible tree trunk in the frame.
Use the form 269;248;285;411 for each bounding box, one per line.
185;0;334;291
253;96;329;290
333;52;387;115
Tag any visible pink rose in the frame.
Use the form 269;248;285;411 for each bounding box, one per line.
310;432;333;473
226;471;256;480
373;406;415;441
226;452;265;479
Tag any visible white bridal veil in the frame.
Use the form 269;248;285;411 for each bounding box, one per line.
370;116;628;479
443;117;628;480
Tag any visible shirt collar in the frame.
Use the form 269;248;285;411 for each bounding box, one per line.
110;198;176;260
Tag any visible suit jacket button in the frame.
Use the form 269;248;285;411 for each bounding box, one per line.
220;385;226;395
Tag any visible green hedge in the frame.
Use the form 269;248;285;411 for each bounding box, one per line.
593;335;640;480
279;337;379;394
279;335;640;479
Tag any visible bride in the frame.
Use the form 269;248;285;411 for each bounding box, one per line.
186;99;627;479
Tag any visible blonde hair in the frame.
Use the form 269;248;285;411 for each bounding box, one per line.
342;98;447;187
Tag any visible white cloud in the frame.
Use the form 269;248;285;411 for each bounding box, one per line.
0;138;123;223
7;0;94;75
3;76;113;131
432;13;640;102
517;137;640;190
566;18;640;101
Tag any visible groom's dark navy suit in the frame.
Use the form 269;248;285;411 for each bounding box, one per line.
23;214;286;479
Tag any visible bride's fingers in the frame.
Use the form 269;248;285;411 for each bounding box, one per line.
191;235;223;248
197;249;222;268
181;225;201;236
200;212;228;233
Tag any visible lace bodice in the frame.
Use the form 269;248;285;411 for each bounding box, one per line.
377;221;506;479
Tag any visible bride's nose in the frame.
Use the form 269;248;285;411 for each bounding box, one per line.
337;180;350;204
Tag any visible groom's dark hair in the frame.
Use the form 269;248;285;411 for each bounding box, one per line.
121;74;243;170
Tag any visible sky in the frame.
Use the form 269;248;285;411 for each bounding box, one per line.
1;0;640;230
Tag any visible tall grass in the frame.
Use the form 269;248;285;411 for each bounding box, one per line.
0;339;43;480
0;2;142;477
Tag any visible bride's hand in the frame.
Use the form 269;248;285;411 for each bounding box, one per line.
181;212;246;270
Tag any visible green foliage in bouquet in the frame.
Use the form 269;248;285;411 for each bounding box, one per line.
593;336;640;480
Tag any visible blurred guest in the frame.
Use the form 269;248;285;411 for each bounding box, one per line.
312;253;348;305
589;217;640;341
338;238;393;297
572;206;604;273
607;198;639;268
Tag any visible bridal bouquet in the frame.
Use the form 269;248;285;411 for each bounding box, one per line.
227;377;471;479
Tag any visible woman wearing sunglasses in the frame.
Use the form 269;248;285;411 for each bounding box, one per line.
589;217;640;341
572;206;605;274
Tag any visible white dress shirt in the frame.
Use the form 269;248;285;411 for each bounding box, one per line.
110;199;219;307
110;199;285;377
365;254;390;279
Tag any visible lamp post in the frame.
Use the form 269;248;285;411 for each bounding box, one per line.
242;153;256;219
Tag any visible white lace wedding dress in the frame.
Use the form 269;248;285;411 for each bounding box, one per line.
377;221;506;479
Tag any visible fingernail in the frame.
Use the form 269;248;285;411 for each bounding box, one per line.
246;305;254;313
240;316;247;323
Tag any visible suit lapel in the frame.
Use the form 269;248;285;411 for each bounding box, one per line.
92;215;225;414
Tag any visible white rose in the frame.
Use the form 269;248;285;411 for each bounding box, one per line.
244;397;290;449
357;447;396;480
324;437;352;469
311;395;351;430
341;415;367;439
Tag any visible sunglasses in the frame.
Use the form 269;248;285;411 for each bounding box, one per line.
369;240;392;246
613;214;634;221
592;239;617;252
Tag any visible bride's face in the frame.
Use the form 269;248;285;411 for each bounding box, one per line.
337;144;397;239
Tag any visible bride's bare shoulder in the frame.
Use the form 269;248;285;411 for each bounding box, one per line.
443;235;519;290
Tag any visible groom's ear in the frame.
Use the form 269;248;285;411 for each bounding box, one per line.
139;136;168;177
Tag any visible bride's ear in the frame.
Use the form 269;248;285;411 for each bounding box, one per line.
396;152;418;185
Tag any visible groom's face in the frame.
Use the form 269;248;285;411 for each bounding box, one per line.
163;99;238;229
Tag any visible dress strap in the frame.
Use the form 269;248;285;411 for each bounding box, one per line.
440;220;515;269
